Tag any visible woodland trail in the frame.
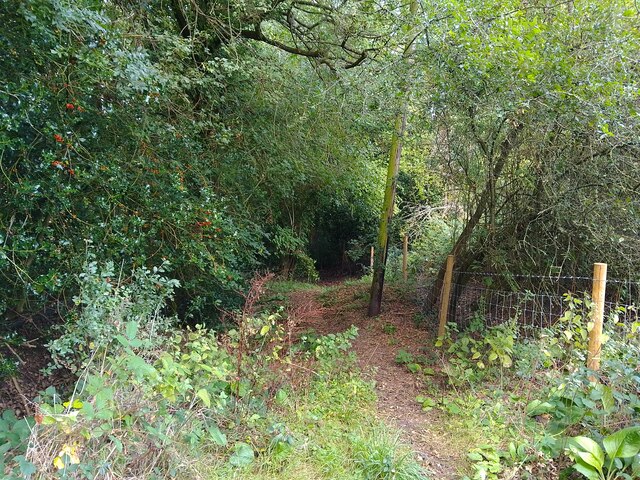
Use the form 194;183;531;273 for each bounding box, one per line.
288;280;466;479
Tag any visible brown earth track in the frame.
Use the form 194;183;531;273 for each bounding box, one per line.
288;281;466;479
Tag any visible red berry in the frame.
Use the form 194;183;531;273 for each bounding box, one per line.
66;103;74;110
54;134;63;143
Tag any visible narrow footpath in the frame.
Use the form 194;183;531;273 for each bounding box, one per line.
288;280;466;479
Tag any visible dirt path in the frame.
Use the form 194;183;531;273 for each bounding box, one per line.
288;281;466;479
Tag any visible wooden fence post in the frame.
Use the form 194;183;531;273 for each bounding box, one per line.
437;255;455;339
402;234;408;282
587;262;607;371
370;246;375;269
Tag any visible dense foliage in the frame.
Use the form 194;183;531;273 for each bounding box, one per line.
6;0;637;326
2;0;640;478
412;0;640;284
1;0;393;328
2;271;428;478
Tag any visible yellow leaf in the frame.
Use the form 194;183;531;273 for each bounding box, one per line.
59;444;80;464
260;325;270;336
53;456;65;469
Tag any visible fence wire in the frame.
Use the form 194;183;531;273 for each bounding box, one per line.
419;270;640;331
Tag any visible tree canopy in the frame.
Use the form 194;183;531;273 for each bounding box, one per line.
1;0;639;325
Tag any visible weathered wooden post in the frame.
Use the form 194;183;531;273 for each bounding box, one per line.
402;234;408;282
370;246;375;269
587;262;607;371
437;255;455;339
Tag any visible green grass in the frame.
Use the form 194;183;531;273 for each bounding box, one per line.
261;277;427;479
344;274;373;287
267;279;320;294
204;369;428;480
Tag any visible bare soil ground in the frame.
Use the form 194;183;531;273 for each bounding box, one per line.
0;345;73;417
288;280;468;479
1;312;74;417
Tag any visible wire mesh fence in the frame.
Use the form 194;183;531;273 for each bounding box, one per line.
418;268;640;332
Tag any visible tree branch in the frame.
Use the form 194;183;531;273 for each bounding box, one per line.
240;24;323;58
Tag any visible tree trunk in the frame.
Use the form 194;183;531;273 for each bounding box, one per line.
368;112;407;315
368;0;419;316
425;123;522;310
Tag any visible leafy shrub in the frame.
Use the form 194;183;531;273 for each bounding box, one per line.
524;298;640;450
431;293;640;479
0;410;33;478
437;320;517;385
292;252;321;283
394;349;414;365
0;355;18;380
8;321;238;477
47;259;178;372
0;332;22;380
295;326;359;377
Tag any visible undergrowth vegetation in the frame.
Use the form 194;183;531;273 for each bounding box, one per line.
3;0;640;478
1;267;427;480
408;295;640;480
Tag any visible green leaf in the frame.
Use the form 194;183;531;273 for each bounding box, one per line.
275;389;288;404
467;451;483;461
526;400;554;416
63;398;84;409
406;363;421;373
125;321;139;340
603;427;640;459
570;437;605;470
601;386;615;412
16;455;36;478
260;325;270;336
229;442;254;467
501;355;512;368
572;460;602;480
207;425;227;446
196;389;211;408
